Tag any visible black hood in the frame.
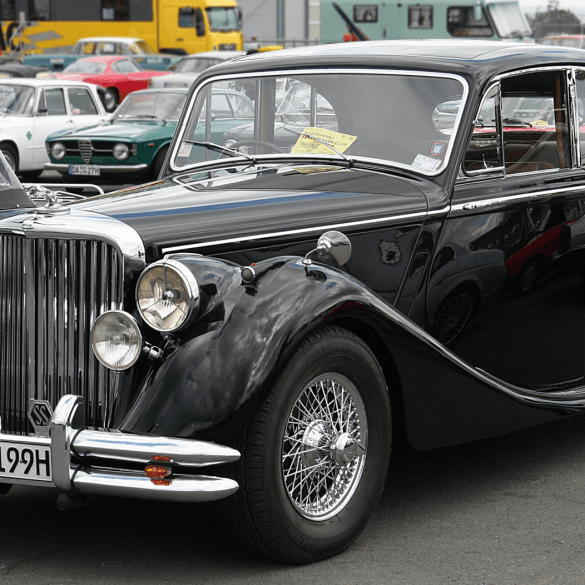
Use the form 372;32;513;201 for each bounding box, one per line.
73;163;431;260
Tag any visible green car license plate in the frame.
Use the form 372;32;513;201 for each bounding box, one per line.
69;165;100;176
0;441;51;481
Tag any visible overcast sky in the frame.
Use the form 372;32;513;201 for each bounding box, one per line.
519;0;585;19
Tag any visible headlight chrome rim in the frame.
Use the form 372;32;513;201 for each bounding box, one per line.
51;142;66;160
113;142;130;161
91;310;143;371
136;258;200;333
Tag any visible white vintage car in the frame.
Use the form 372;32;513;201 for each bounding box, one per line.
0;78;106;179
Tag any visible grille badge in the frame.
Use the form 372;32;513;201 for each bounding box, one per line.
28;400;53;437
78;139;92;163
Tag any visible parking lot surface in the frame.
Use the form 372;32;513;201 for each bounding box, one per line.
2;415;585;585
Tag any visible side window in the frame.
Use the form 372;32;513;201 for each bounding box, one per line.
211;93;233;118
100;42;117;55
67;88;98;115
179;7;195;27
43;88;66;115
112;59;140;73
408;5;432;29
462;70;572;178
81;42;96;55
228;93;253;118
501;70;570;174
462;85;503;173
447;6;493;37
575;69;585;166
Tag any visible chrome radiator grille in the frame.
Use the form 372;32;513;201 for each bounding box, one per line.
0;234;124;435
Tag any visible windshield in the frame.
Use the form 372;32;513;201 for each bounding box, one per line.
206;7;240;32
172;72;466;176
113;91;187;121
63;60;106;74
175;57;222;74
0;84;35;115
487;2;532;39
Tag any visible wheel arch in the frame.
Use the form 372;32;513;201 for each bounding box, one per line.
0;139;20;170
325;314;406;439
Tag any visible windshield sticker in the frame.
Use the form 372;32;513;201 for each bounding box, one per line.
431;143;445;156
412;154;441;172
291;127;357;155
178;142;193;157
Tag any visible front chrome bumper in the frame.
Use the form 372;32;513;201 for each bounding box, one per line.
0;395;240;502
44;163;149;174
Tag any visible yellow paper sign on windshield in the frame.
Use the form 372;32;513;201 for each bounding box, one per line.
291;127;357;155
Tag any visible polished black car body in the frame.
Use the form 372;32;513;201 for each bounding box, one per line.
2;40;585;564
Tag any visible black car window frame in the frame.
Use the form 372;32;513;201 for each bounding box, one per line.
459;66;579;184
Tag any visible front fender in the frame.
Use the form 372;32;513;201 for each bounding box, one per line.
119;255;386;438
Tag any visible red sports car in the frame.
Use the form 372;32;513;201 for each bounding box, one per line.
56;56;170;111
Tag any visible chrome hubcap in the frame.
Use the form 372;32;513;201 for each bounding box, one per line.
281;373;368;521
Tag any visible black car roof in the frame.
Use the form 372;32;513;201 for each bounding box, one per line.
198;40;585;87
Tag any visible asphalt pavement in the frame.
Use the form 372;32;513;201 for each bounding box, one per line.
2;415;585;585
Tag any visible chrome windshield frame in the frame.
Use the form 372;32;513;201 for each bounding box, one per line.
170;68;470;178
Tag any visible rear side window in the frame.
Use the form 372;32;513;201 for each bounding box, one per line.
112;59;140;73
68;87;98;115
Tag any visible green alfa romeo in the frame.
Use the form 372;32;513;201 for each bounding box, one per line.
45;87;254;182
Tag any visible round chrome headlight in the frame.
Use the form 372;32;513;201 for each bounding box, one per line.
91;311;143;371
113;142;130;161
136;259;200;332
51;142;66;160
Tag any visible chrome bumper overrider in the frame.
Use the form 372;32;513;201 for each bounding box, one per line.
0;395;240;502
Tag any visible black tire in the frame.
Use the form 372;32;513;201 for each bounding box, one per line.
19;170;42;181
225;325;392;564
103;88;119;112
433;289;476;345
0;142;18;174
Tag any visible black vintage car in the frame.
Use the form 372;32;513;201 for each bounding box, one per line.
2;40;585;564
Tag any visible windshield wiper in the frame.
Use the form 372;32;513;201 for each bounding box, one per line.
183;140;256;162
133;114;166;123
282;127;353;165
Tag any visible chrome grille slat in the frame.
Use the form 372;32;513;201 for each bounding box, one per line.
0;234;123;435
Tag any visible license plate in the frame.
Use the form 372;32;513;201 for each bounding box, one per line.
69;165;100;176
0;441;52;481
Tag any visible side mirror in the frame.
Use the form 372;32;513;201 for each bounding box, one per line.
303;230;352;267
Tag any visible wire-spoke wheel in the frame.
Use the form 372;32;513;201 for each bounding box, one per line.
282;373;367;521
225;325;391;564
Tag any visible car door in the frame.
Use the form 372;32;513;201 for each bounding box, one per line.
31;86;73;166
431;67;585;389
